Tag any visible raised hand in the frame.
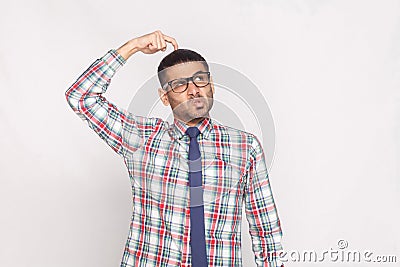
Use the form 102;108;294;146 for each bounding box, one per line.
117;30;178;60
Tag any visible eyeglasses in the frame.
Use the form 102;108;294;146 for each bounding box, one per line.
162;71;211;93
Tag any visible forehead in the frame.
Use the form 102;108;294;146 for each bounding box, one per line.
163;61;208;81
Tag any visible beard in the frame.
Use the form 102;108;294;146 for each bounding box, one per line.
172;96;214;124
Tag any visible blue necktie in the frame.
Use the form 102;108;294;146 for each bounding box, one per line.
185;127;208;266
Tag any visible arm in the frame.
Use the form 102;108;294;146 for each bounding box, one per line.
65;48;136;157
244;135;284;267
65;31;178;157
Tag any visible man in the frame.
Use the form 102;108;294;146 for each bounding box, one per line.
65;30;284;267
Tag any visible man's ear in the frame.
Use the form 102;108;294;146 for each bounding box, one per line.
158;88;170;106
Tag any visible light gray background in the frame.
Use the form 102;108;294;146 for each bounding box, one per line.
1;0;399;266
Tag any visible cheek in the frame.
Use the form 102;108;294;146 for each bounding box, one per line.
168;95;185;108
206;89;214;98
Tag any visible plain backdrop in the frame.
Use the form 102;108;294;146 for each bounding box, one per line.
0;0;399;266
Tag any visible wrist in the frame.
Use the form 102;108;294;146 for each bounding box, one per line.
116;39;139;60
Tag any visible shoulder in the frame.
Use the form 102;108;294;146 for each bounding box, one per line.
123;112;166;133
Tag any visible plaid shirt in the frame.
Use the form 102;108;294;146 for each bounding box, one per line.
65;49;284;267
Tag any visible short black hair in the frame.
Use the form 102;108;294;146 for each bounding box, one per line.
157;48;209;88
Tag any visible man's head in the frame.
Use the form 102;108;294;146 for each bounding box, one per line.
157;49;214;126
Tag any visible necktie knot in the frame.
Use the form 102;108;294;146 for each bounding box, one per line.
185;126;200;138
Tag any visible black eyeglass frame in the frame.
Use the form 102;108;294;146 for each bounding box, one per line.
162;71;211;93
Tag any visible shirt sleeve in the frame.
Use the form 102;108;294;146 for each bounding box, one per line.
65;49;154;158
244;134;284;267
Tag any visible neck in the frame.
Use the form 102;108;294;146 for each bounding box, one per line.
186;117;205;126
174;113;210;127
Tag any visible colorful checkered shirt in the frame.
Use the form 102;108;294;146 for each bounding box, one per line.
65;49;284;267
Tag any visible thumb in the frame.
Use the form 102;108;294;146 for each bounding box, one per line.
149;43;157;49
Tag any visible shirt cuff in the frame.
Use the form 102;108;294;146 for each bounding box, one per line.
101;49;127;73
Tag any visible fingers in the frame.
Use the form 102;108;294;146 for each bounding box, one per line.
142;30;178;54
157;32;167;52
148;34;158;51
155;30;178;51
162;33;178;50
155;31;162;50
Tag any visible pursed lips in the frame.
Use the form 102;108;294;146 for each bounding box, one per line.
191;98;205;106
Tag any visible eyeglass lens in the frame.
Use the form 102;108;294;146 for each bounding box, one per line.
170;72;209;93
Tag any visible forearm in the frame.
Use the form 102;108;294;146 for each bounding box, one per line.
116;38;140;61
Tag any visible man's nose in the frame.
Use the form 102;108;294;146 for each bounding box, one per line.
187;81;200;95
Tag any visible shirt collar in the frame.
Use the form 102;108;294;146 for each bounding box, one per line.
172;116;213;140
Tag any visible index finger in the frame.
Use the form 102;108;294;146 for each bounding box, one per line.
162;34;178;50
